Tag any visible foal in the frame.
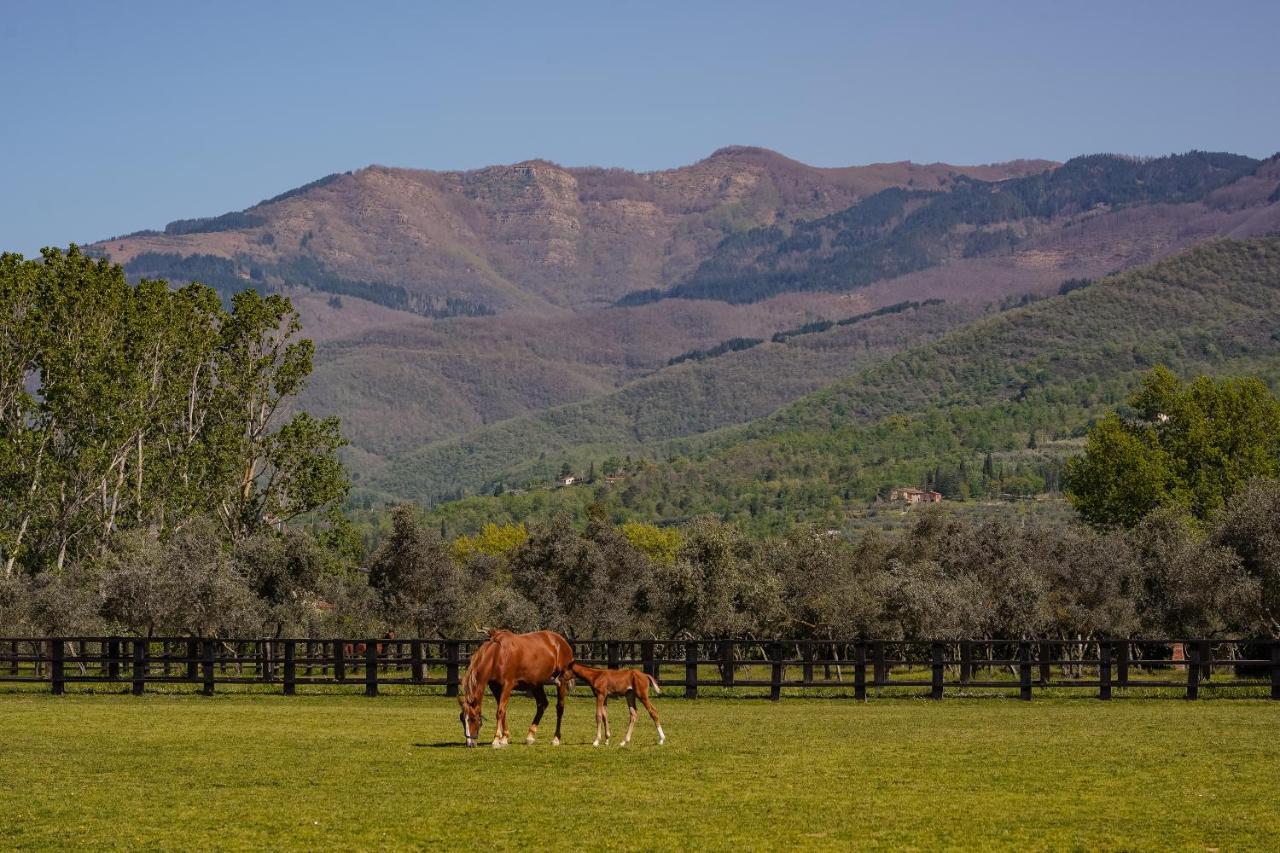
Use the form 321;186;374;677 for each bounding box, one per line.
562;662;665;747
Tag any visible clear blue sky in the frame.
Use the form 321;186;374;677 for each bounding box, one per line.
3;1;1278;255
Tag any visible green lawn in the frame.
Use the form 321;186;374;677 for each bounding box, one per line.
1;692;1277;850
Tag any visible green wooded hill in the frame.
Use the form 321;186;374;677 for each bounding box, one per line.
367;298;989;504
408;236;1280;534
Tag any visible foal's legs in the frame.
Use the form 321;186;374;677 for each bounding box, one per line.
620;692;639;747
526;685;549;744
593;694;607;747
639;689;665;744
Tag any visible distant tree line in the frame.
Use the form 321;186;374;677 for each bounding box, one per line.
124;252;495;319
7;487;1278;641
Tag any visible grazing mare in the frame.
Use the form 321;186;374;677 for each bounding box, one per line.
562;662;665;747
459;629;574;748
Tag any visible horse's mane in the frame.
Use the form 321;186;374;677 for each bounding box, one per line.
460;637;499;709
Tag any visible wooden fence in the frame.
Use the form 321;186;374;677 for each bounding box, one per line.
2;638;1278;700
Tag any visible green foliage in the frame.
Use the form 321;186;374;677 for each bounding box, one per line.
451;522;528;563
0;247;349;576
1066;367;1280;526
619;522;682;567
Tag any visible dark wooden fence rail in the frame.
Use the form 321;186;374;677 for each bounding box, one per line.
3;638;1278;701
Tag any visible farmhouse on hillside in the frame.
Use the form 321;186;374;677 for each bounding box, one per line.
889;487;944;504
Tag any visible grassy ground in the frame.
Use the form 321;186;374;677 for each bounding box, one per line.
1;692;1277;851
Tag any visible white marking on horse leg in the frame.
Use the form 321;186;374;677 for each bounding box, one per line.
552;736;561;746
657;724;666;744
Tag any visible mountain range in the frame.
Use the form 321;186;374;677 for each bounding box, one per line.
86;147;1280;511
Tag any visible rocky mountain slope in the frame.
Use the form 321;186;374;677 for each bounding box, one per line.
85;149;1280;502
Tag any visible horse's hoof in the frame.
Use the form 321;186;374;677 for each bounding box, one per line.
491;740;506;749
552;737;561;746
525;736;535;745
592;741;600;748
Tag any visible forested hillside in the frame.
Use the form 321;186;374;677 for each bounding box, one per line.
369;299;985;503
409;237;1280;535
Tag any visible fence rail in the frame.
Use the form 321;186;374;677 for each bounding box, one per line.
3;637;1278;700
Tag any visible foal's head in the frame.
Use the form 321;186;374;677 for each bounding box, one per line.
557;662;582;689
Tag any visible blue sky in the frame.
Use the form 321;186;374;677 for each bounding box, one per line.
2;1;1277;255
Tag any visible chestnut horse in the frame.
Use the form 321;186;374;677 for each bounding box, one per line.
458;629;574;748
562;661;665;747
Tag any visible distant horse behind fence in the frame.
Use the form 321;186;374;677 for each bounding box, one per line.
2;637;1278;702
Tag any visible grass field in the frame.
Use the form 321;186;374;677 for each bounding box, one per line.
1;692;1277;851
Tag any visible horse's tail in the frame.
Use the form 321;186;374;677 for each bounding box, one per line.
646;673;661;694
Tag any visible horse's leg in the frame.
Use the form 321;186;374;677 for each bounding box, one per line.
494;682;514;748
620;692;638;747
603;696;612;745
552;678;567;746
487;683;502;743
526;685;548;745
593;693;605;747
639;689;664;744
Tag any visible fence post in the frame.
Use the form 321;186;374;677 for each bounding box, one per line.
365;641;378;697
684;641;698;699
445;641;460;697
202;639;215;696
802;642;814;685
1039;642;1052;686
8;640;17;676
1117;641;1129;688
1271;642;1280;701
854;642;867;701
132;640;146;696
719;640;734;688
50;638;64;696
1018;642;1032;701
930;642;944;700
607;641;620;670
410;639;424;684
960;641;972;684
769;642;783;701
641;640;655;679
1099;641;1112;701
283;640;296;696
1186;646;1200;700
1198;639;1212;681
873;641;886;686
186;639;198;683
334;640;346;683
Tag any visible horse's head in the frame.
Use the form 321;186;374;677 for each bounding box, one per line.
557;662;579;689
458;692;484;747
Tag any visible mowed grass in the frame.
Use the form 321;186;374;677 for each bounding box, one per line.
1;692;1277;851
